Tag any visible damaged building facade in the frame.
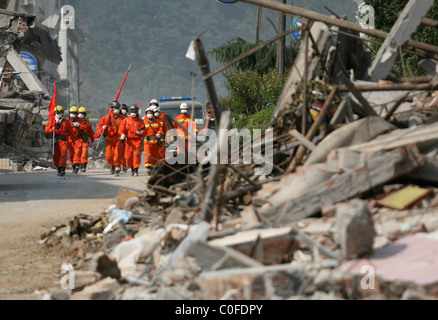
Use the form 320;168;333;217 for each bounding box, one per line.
0;0;83;172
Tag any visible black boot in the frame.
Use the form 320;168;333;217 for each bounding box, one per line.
134;168;139;177
131;167;134;176
80;163;87;173
73;164;80;174
110;165;115;175
57;167;62;176
60;167;66;177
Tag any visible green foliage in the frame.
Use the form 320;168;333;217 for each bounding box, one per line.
364;0;438;77
208;37;300;75
220;68;288;118
232;106;276;130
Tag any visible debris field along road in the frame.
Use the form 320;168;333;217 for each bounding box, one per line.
0;168;147;300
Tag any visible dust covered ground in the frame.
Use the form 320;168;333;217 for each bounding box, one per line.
0;168;147;299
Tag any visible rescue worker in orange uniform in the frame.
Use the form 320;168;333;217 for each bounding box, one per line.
45;106;76;176
120;103;129;173
97;100;125;176
173;102;199;156
119;104;146;177
67;106;85;173
149;99;168;160
143;107;165;175
77;107;95;173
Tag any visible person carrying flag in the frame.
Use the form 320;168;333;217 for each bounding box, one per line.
143;107;165;175
45;106;76;176
97;100;125;175
77;107;95;173
119;104;146;177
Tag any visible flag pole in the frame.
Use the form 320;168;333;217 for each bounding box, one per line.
96;65;132;150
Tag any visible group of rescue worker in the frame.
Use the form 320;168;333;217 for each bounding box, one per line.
45;98;207;177
44;106;95;176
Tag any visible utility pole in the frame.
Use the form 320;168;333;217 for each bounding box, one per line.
194;37;222;125
255;6;262;42
277;0;286;74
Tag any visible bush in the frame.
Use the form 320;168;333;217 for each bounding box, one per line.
232;106;276;131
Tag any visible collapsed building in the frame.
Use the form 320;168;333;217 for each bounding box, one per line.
0;0;83;172
39;0;438;300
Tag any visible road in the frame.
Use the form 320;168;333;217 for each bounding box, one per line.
0;167;148;300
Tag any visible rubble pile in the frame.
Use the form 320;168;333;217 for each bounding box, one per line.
41;3;438;300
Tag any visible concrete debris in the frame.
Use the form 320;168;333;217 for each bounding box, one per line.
334;199;375;259
37;1;438;300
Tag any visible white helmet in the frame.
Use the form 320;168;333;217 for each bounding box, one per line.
180;102;188;110
150;99;159;106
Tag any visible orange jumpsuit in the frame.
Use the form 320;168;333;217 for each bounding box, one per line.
97;113;125;169
156;111;168;159
118;113;128;170
119;116;146;170
78;118;95;165
45;118;76;169
143;117;164;169
173;114;199;153
68;118;85;166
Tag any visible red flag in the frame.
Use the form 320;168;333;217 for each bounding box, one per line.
48;82;57;121
94;65;131;140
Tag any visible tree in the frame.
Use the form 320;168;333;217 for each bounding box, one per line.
364;0;438;77
208;37;298;123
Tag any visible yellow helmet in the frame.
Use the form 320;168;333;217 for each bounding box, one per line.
78;107;87;114
69;106;79;113
54;105;64;113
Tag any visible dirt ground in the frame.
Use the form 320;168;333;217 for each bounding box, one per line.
0;168;147;300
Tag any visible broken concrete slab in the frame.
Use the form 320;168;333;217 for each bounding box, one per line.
260;146;425;225
110;228;167;278
197;264;308;300
69;277;124;300
341;231;438;286
305;116;396;165
334;199;376;259
208;227;295;264
186;240;263;271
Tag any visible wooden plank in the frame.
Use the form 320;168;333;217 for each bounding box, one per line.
348;122;438;153
338;71;376;116
239;0;438;54
289;129;316;151
286;87;338;173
